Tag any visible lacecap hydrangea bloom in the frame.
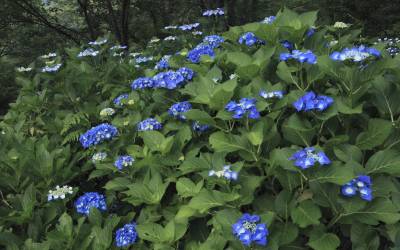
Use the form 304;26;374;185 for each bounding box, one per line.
209;165;238;181
92;152;107;163
289;147;331;169
232;214;269;246
280;50;317;64
202;8;224;16
203;35;225;49
137;118;162;131
79;123;118;148
131;77;155;90
293;91;334;112
42;63;62;73
259;90;284;99
114;94;129;106
110;45;128;50
341;175;373;201
179;23;200;31
168;101;192;120
225;98;260;119
115;223;138;247
114;155;134;170
17;66;32;72
88;39;107;45
78;48;99;57
192;31;203;36
48;185;73;201
187;44;215;63
260;15;276;24
330;45;381;62
164;36;177;41
75;192;107;215
192;121;209;132
238;32;262;47
100;108;116;117
135;56;153;64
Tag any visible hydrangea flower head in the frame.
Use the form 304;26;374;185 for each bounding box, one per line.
333;22;349;29
179;23;200;31
280;50;317;64
17;66;32;72
177;67;195;81
115;223;138;247
100;108;116;117
48;185;73;201
110;45;128;50
131;77;155;90
202;8;224;16
232;214;269;246
203;35;225;49
88;39;107;46
42;63;62;73
75;192;107;215
341;175;372;201
114;94;129;106
259;90;284;100
192;31;203;36
168;101;192;120
41;52;57;59
79;123;118;148
78;48;99;57
238;32;262;47
187;44;215;63
155;55;171;70
225;98;260;119
280;40;294;50
261;16;276;24
153;71;186;89
289;147;331;169
137;118;162;131
192;121;210;132
293;91;333;112
164;36;177;41
164;25;178;30
330;45;381;62
209;165;238;181
92;152;107;163
306;28;315;37
135;56;153;64
114;155;134;170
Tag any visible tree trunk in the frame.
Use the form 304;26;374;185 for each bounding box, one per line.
104;0;122;43
120;0;131;46
77;0;96;40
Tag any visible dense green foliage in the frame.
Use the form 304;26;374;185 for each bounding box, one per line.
1;7;400;250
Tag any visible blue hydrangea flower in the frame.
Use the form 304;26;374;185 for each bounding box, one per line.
341;175;373;201
153;71;186;89
202;8;224;16
155;55;171;70
330;45;381;62
192;121;210;132
42;63;62;73
203;35;225;48
289;147;331;169
209;165;238;181
78;48;100;57
225;98;260;119
177;67;195;81
306;28;315;37
115;223;138;247
168;101;192;120
88;39;107;46
75;192;107;215
187;44;215;63
293;91;334;112
135;56;153;64
114;155;134;170
259;90;284;99
137;118;162;131
131;77;155;90
114;94;129;106
238;32;262;47
280;40;294;50
232;214;269;246
79;123;118;148
179;23;200;31
280;50;317;64
261;16;276;24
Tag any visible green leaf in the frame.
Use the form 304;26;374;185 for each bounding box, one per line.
291;200;321;228
184;109;216;126
141;131;165;152
366;150;400;175
282;113;316;146
176;178;203;198
209;131;254;157
356;119;392;150
333;144;363;163
187;189;239;214
308;233;340;250
309;161;354;185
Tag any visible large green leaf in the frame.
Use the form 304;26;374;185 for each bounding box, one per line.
291;200;322;228
356;119;392;150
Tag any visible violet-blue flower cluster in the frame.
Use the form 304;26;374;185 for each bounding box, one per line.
192;121;210;132
168;101;192;120
75;192;107;215
179;23;200;31
259;90;284;99
232;214;268;246
280;50;317;64
209;165;238;181
306;28;315;37
114;94;129;106
341;175;373;201
202;8;224;16
225;98;260;119
280;40;294;50
131;77;155;90
203;35;225;49
137;118;162;131
153;70;186;89
115;223;138;247
330;45;381;62
78;48;99;57
289;147;331;170
177;67;195;81
79;123;118;148
187;44;215;63
114;155;134;170
293;91;333;112
155;55;171;70
238;32;263;47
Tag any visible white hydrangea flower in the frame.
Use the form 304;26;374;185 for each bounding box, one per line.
100;108;116;117
48;185;73;201
41;52;57;59
17;67;32;72
333;22;349;29
92;152;107;163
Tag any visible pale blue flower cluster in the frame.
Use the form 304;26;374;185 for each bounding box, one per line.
259;90;284;99
92;152;107;163
78;48;99;57
261;16;276;24
179;23;200;31
42;63;62;73
88;39;107;46
238;32;263;47
155;55;171;70
168;101;192;120
209;165;238;181
114;94;129;106
330;45;380;62
203;35;225;48
192;121;210;132
114;155;134;170
187;44;215;63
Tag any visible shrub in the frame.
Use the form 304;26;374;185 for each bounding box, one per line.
1;8;400;250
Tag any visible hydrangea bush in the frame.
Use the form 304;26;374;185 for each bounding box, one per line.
1;8;400;250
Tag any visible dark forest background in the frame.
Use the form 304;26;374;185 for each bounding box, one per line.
1;0;400;113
